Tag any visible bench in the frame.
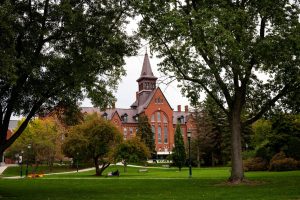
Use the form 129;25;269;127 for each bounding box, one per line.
138;169;148;172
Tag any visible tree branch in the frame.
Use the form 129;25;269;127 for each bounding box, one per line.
0;100;43;153
243;84;292;126
143;15;229;116
185;6;233;108
260;16;266;39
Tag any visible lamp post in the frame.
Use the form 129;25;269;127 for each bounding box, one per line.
187;129;192;178
20;150;24;177
25;144;31;177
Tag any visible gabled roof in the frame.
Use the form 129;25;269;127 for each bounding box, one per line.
173;111;191;124
81;107;138;124
136;89;156;113
136;87;173;114
137;53;157;82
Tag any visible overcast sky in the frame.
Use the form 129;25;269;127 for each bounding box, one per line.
82;49;191;111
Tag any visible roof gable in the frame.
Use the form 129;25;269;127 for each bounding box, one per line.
143;87;173;110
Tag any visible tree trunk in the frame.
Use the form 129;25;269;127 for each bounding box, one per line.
229;110;244;183
94;157;100;176
123;160;127;173
197;146;201;168
99;162;110;175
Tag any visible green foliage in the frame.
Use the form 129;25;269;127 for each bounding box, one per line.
136;114;155;154
114;137;150;172
190;103;217;167
252;119;272;148
0;0;138;153
203;96;231;165
252;114;300;161
286;137;300;160
135;0;300;181
172;124;186;171
6;117;64;165
62;113;122;175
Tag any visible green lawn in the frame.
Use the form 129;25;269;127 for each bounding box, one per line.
0;166;300;200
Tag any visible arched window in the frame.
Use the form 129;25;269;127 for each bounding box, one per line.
151;111;169;145
151;114;155;122
157;112;161;122
158;126;162;144
164;124;168;144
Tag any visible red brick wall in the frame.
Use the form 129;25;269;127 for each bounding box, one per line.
144;88;174;152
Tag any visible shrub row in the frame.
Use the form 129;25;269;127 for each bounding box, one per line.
244;152;300;172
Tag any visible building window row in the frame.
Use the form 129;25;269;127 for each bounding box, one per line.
151;111;169;144
153;125;168;144
144;82;155;90
123;127;135;140
151;112;168;123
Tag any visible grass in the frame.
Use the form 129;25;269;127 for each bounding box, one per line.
0;166;300;200
1;164;87;177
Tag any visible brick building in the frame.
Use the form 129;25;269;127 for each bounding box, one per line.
82;53;195;159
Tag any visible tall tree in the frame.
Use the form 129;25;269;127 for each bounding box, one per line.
135;0;300;183
62;113;122;176
191;104;217;167
136;114;155;154
0;0;137;154
172;123;186;171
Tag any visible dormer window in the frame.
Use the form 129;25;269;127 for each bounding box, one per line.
122;113;128;123
178;115;184;124
133;115;139;121
102;112;108;120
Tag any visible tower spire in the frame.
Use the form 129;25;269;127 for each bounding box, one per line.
137;52;157;80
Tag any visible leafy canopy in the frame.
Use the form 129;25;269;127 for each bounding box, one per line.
0;0;138;153
135;0;300;182
6;117;64;164
62;113;122;175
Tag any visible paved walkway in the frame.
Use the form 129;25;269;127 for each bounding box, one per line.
0;164;18;175
1;163;171;179
0;165;8;175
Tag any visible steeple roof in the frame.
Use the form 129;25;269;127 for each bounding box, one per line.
137;53;157;82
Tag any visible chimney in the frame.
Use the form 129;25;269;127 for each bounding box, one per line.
185;105;188;113
136;92;138;100
177;105;181;112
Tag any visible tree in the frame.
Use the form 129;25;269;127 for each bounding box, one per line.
136;114;155;154
62;113;122;176
251;114;300;161
114;137;150;172
191;104;217;167
203;96;232;165
172;123;186;171
6;117;64;170
0;0;137;155
135;1;300;182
